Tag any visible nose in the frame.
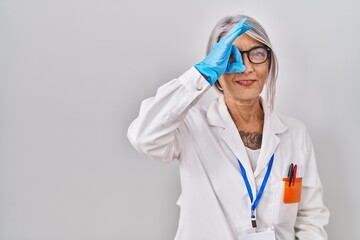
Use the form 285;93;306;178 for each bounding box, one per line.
241;52;254;74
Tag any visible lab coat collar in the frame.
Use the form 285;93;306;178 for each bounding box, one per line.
206;95;288;178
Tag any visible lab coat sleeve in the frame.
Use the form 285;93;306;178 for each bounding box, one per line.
294;128;330;239
127;67;211;163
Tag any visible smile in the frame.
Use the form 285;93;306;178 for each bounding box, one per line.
236;80;256;87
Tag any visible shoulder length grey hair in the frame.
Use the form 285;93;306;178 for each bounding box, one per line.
207;15;279;112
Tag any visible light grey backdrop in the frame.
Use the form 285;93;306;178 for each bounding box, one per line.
1;0;359;239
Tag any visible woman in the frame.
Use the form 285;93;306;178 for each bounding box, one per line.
127;15;329;240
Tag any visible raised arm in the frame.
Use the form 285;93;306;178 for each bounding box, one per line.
127;18;251;163
127;68;210;163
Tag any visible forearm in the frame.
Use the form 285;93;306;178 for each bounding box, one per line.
127;67;210;163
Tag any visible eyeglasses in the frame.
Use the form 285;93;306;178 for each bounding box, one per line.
230;46;271;64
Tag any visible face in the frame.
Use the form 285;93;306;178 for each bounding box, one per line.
218;33;270;104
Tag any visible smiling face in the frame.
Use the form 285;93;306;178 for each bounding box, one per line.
218;33;270;104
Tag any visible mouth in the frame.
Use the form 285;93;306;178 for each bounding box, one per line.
235;80;256;87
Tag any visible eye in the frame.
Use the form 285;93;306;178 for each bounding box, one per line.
228;54;236;63
249;48;267;60
252;50;266;57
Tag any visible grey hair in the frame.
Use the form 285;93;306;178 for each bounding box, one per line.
207;15;279;112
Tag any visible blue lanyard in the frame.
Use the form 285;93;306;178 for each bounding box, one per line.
237;154;274;227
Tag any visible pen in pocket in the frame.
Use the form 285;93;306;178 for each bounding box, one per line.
288;163;293;187
292;164;297;186
287;163;298;186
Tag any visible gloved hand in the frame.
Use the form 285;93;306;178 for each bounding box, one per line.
194;18;252;85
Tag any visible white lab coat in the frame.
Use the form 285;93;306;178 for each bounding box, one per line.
128;67;330;240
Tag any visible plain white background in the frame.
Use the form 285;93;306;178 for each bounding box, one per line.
1;0;359;239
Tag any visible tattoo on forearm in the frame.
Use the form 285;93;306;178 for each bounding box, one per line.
239;131;262;150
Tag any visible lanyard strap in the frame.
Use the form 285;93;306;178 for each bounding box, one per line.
237;154;274;214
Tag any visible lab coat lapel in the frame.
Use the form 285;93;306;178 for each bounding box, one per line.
207;96;257;202
254;103;288;177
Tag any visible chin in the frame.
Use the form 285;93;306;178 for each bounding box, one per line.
233;94;260;102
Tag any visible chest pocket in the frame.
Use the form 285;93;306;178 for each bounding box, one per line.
272;164;305;225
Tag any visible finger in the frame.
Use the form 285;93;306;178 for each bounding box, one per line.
226;46;246;73
227;63;246;73
225;18;247;37
220;18;247;44
239;24;252;35
222;20;252;45
225;23;252;44
231;45;243;63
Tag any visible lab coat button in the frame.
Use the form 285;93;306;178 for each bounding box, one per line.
196;85;203;91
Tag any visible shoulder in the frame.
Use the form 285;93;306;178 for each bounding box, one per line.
273;113;315;161
274;112;309;138
184;104;209;125
277;113;306;130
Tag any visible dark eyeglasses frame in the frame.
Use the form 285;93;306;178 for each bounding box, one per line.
241;46;272;64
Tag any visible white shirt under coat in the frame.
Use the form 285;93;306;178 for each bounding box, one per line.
127;67;330;240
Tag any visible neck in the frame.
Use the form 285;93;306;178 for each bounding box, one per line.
224;96;264;131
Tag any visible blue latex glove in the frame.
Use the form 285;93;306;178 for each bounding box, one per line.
194;18;252;85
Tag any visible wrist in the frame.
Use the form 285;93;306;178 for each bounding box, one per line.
194;63;218;86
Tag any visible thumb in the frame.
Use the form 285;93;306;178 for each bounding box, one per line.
226;46;246;73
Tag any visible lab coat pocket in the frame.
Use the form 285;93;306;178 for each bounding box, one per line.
274;181;298;225
282;177;302;204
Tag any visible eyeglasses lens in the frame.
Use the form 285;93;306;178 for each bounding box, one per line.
249;48;268;64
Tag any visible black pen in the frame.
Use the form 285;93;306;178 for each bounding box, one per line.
288;163;293;187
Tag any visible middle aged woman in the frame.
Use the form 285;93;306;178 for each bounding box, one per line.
128;15;330;240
